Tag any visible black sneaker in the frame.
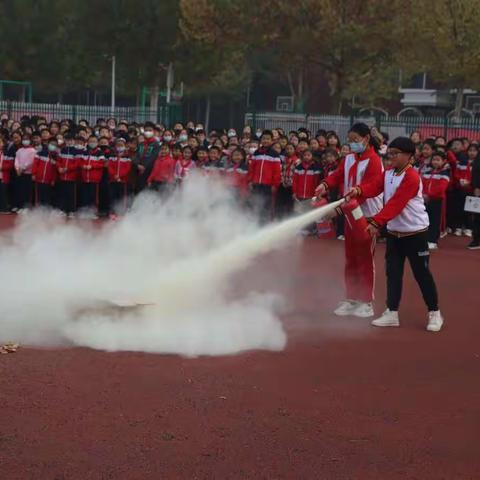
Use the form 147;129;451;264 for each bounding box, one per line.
467;241;480;250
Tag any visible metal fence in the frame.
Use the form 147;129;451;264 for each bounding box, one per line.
245;112;480;141
0;101;182;125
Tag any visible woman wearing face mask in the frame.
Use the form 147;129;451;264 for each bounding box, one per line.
315;123;383;318
178;129;189;147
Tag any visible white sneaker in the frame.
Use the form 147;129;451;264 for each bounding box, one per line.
337;235;345;241
454;228;462;237
371;309;400;327
446;227;452;234
352;302;374;318
440;231;448;239
463;229;472;238
426;311;444;332
334;300;358;316
428;242;438;250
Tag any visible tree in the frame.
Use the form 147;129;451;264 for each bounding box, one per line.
408;0;480;119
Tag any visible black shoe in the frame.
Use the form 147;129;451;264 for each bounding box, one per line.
467;241;480;250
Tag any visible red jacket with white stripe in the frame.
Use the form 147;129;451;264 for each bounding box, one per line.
108;152;132;183
322;146;383;217
0;151;14;183
57;146;79;182
248;146;281;187
223;160;249;197
358;164;429;233
454;158;473;193
32;148;58;185
147;155;176;184
292;161;322;199
421;166;450;200
79;147;105;183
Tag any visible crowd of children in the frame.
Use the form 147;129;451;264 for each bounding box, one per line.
0;114;478;249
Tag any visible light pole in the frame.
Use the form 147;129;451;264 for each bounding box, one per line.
111;55;116;116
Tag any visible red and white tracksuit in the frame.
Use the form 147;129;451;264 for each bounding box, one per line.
357;164;429;233
322;147;383;302
292;161;321;199
223;160;249;198
0;151;14;184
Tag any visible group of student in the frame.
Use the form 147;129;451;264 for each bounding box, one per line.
0;115;478;250
408;132;480;250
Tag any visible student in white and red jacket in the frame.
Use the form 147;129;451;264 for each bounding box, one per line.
32;138;58;207
315;123;383;318
248;130;282;223
0;137;14;213
107;138;132;218
347;137;443;332
421;150;450;249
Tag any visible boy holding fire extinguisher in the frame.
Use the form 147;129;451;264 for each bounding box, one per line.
346;137;444;332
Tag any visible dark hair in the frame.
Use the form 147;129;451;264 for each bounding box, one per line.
209;146;221;153
423;139;436;148
231;147;246;162
349;122;371;137
432;150;447;160
261;130;273;138
301;148;313;159
324;147;340;159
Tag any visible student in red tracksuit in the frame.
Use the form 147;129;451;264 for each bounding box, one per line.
346;137;443;332
79;135;105;217
0;137;14;213
292;149;321;234
315;123;383;318
223;147;249;202
57;133;79;217
453;143;476;237
32;138;58;207
324;147;345;239
147;142;176;195
276;143;298;219
421;150;450;249
248;130;282;223
108;138;132;218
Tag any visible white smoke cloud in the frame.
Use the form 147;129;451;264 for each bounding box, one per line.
0;175;340;357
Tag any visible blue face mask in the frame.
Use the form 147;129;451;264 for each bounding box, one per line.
349;141;366;154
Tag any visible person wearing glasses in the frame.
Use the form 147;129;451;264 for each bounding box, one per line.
346;137;444;332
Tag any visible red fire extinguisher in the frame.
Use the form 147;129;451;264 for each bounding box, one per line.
339;198;371;242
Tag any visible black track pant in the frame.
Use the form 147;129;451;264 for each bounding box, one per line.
35;183;53;206
0;182;10;211
251;184;273;224
473;213;480;243
109;182;129;215
426;199;442;243
386;231;439;312
58;181;77;213
16;174;33;208
80;183;99;210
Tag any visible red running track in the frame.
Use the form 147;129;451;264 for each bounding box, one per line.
0;215;479;479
